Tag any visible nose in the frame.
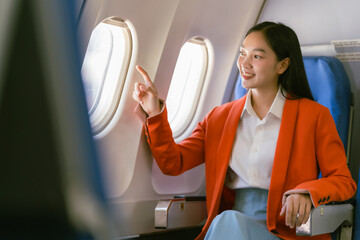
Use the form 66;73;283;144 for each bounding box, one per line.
239;55;251;70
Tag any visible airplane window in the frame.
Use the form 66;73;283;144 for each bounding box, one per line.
166;38;208;137
81;18;132;134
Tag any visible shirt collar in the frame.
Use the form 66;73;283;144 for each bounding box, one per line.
241;88;286;120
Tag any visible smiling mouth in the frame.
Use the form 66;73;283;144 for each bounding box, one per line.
242;70;255;78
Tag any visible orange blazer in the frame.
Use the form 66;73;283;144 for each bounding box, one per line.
144;95;356;240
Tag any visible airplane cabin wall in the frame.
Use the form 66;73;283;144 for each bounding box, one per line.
259;0;360;45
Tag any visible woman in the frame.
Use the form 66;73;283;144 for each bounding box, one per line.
132;22;356;239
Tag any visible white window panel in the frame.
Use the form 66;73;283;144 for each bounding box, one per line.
151;38;208;195
81;18;132;134
166;38;208;137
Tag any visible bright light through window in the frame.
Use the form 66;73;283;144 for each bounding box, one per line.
82;23;111;112
166;38;208;137
81;18;132;134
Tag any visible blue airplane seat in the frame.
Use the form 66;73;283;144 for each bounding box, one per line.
234;56;351;151
303;56;351;151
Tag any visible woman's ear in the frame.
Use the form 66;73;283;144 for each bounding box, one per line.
278;57;290;74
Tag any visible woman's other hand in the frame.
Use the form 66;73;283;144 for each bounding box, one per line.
280;193;312;229
133;65;161;117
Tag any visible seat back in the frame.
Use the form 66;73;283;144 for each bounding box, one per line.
0;1;110;239
233;56;352;151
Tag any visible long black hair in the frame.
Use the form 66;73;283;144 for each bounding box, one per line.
246;22;314;100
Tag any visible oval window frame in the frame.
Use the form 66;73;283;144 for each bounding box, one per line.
81;17;132;134
166;37;209;137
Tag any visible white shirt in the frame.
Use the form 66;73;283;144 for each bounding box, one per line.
226;88;286;190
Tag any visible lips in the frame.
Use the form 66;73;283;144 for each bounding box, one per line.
241;69;255;79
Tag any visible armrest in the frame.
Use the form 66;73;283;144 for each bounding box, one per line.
296;203;354;236
154;196;207;229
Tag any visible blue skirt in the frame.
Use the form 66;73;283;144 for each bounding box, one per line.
205;188;281;239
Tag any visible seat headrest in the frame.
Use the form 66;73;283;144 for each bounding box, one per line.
303;56;351;147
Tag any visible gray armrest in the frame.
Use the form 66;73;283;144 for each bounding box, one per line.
155;196;207;229
296;203;354;236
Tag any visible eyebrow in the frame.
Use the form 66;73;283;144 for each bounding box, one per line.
240;46;267;53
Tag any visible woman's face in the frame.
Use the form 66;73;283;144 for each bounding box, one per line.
237;31;288;92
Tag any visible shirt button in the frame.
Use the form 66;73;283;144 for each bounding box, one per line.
252;148;258;153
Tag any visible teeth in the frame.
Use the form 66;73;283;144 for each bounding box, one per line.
242;71;254;77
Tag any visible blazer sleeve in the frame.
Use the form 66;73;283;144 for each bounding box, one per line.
145;105;209;176
293;107;356;207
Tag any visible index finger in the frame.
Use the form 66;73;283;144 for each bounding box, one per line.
285;200;294;228
136;65;153;87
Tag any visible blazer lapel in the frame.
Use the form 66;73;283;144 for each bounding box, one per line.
210;97;246;207
267;98;299;229
216;97;246;172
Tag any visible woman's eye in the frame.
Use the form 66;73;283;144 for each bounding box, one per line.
239;51;246;57
254;55;262;59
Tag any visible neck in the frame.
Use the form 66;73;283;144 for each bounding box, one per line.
250;87;279;120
